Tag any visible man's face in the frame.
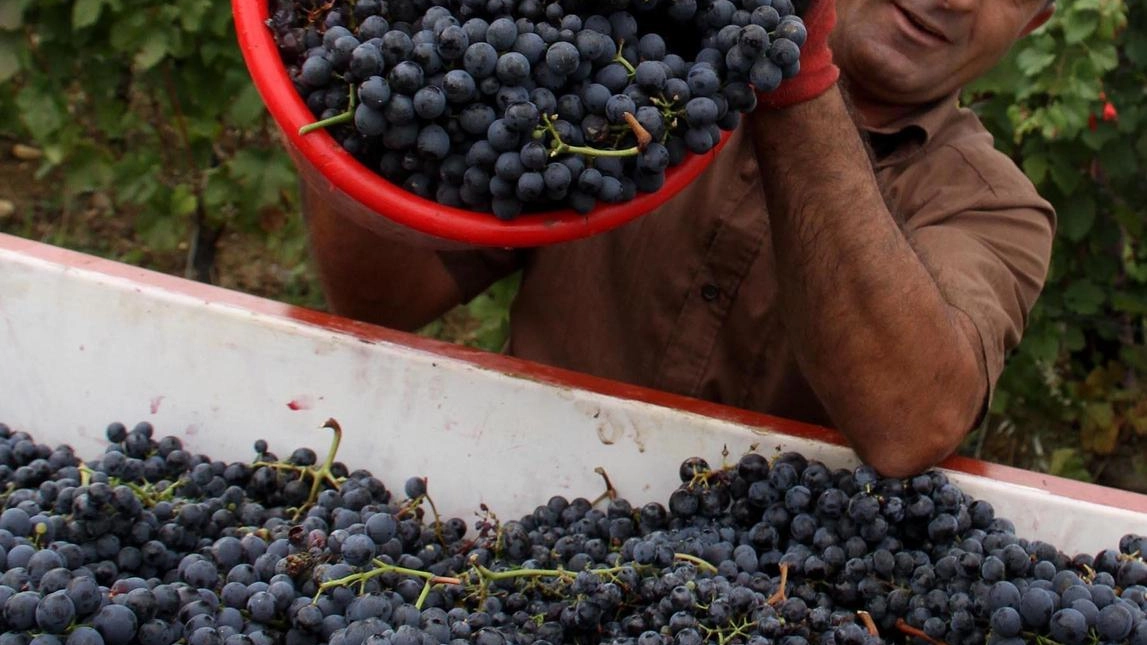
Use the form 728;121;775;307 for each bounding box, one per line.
831;0;1054;107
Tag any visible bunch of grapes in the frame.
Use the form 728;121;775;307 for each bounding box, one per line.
267;0;808;218
2;416;1147;644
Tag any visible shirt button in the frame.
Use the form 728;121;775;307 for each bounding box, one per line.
701;284;720;301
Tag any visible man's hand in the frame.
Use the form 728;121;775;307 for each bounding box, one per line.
756;1;839;109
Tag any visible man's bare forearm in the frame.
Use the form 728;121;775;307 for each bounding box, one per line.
748;87;986;477
304;192;464;332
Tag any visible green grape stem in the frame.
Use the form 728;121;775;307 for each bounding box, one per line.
313;558;462;603
538;113;640;159
614;40;636;77
299;85;356;135
672;553;719;575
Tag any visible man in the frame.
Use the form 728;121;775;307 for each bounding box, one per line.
304;0;1058;477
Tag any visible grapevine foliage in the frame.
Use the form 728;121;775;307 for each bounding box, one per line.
961;0;1147;487
0;0;298;279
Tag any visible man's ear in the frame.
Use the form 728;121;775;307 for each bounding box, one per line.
1020;4;1055;39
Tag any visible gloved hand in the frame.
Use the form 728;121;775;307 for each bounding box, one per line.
756;0;839;110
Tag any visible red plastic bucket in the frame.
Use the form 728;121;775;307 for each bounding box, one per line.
232;0;731;249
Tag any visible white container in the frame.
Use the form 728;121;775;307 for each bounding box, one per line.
0;233;1144;556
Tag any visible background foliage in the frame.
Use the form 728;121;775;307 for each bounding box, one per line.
0;0;1143;489
960;0;1146;490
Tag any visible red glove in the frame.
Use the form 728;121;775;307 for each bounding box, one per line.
756;1;839;109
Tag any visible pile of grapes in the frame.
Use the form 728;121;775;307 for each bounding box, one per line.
2;418;1147;645
266;0;808;218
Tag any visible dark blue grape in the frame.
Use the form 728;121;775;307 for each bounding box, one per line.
683;97;718;127
413;86;448;119
1097;602;1134;641
1049;608;1090;645
459;104;497;135
634;61;667;91
594;63;630;93
438;25;470;60
300;56;333;87
545;41;580;76
513;32;546;64
463;42;499;79
388;61;425;95
686;64;720;97
349;43;384;79
411;42;443;74
750;58;782;93
604;94;636;124
92;604;137;645
495;52;531;84
486;18;518;51
491;196;522;220
504;101;540;133
354;104;388;136
767;37;801;68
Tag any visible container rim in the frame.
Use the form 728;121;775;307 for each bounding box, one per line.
233;0;731;247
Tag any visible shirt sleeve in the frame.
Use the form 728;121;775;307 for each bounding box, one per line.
894;138;1056;401
436;248;526;303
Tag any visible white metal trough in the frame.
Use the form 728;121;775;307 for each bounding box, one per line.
0;233;1143;557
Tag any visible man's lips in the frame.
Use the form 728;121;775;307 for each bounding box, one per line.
891;4;951;45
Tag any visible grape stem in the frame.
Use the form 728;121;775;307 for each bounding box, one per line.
397;487;448;548
298;85;356;135
621;112;652;150
614;40;636;77
766;562;790;606
313;558;462;603
856;610;879;637
673;553;719;575
590;466;618;507
540;113;639;159
262;419;348;520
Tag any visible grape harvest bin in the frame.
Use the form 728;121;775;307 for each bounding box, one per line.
0;233;1144;556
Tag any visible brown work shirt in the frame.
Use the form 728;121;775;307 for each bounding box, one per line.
442;95;1056;427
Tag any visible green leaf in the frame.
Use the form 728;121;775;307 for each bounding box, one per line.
1057;193;1096;243
1086;43;1119;73
1017;322;1061;363
1048;448;1093;482
1022;154;1048;185
0;34;19;83
1112;292;1147;315
61;145;115;194
1126;31;1147;67
171;183;199;218
1015;47;1056;76
1048;155;1081;195
0;0;32;30
133;32;170;70
1064;325;1086;352
1062;280;1106;316
1081;401;1120;455
15;84;65;141
1063;13;1098;45
72;0;105;29
1098;138;1140;181
226;82;268;126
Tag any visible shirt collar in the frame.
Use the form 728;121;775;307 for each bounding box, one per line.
862;94;962;170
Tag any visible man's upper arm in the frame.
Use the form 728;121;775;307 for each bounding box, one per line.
436;248;526;303
897;141;1056;399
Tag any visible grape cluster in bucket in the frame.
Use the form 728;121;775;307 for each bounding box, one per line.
268;0;807;218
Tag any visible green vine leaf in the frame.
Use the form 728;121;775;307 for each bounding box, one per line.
72;0;106;29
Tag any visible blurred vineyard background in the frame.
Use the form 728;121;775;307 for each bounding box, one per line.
0;1;1144;491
